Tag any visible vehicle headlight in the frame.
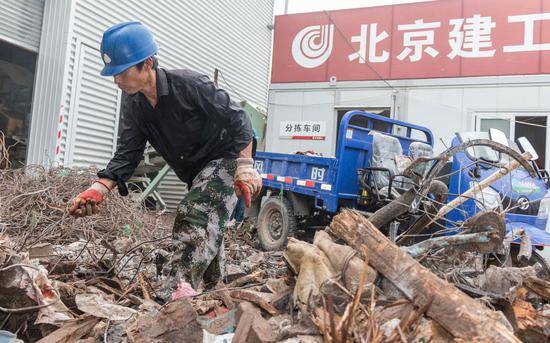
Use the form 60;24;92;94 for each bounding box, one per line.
471;183;501;211
537;191;550;220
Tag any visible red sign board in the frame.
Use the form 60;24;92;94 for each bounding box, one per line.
271;0;550;83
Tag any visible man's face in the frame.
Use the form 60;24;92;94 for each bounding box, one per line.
113;65;148;94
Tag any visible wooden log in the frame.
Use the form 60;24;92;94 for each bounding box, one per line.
313;231;377;290
227;270;264;288
283;238;336;307
402;232;492;258
213;281;235;309
511;298;550;342
229;289;278;315
36;317;99;343
367;189;416;229
329;209;519;342
524;276;550;301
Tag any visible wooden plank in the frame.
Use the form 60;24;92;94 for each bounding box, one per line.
36;317;99;343
329;210;519;342
229;290;278;316
524;276;550;301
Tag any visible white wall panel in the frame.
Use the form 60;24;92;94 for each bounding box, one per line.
27;0;73;166
337;89;392;109
301;91;336;156
266;91;303;153
66;43;120;167
266;90;337;156
405;88;463;154
0;0;44;51
156;171;188;210
462;86;543;112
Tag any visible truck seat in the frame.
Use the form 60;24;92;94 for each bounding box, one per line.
408;141;434;177
370;132;406;197
409;141;433;159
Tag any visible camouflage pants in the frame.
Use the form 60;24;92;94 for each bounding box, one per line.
168;158;238;290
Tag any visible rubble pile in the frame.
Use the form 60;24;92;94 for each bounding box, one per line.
0;166;171;247
0;167;549;342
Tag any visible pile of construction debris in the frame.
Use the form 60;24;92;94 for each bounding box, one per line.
1;167;549;342
0;166;172;246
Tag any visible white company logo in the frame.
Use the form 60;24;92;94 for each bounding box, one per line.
291;24;334;68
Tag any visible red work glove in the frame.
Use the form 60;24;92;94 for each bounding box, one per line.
234;158;262;207
68;181;109;217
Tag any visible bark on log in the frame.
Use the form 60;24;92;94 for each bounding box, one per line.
401;232;493;258
368;189;416;229
511;298;550;342
401;209;506;257
329;209;519;342
229;290;278;315
36;317;99;343
313;231;377;290
283;238;336;307
524;276;550;301
369;180;448;231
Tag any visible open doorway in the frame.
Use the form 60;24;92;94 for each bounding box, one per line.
515;116;546;169
0;40;37;168
476;114;548;169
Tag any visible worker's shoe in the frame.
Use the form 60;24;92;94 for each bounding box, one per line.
156;235;227;302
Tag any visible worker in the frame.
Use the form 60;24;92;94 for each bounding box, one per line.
67;22;262;295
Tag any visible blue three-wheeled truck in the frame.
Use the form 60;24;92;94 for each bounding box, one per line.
251;110;550;266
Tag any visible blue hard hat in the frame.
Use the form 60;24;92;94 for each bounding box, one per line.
100;22;158;76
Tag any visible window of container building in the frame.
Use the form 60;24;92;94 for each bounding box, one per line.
0;40;37;168
477;114;548;169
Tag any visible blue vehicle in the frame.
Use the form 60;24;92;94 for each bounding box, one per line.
251;110;437;250
252;110;550;263
445;130;550;264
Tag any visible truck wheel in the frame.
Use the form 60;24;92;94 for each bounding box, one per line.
257;196;297;251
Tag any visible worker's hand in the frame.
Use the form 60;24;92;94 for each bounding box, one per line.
68;182;109;217
234;158;262;207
